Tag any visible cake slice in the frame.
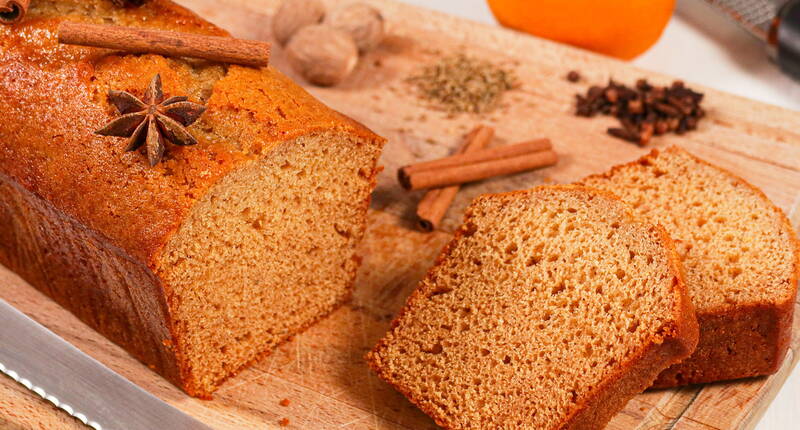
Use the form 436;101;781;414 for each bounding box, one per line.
367;185;698;429
580;146;799;387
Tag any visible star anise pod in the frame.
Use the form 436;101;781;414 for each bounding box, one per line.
96;74;206;166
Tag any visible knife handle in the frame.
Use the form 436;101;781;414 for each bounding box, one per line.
776;0;800;78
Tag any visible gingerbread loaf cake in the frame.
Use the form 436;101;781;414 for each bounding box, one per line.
368;186;698;429
580;146;799;387
0;0;384;398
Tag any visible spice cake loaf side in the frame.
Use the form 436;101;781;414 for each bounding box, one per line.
368;186;698;429
0;0;384;398
580;146;799;387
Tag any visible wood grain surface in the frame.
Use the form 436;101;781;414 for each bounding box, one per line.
1;0;799;429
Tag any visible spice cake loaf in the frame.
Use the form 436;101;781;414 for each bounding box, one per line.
580;146;799;387
0;0;384;398
368;186;699;429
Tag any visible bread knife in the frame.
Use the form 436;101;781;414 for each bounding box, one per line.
701;0;800;79
0;298;213;430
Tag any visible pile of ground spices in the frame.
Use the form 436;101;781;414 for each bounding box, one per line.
407;54;518;114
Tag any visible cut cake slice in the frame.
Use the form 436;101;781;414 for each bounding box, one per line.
580;146;799;387
368;185;698;429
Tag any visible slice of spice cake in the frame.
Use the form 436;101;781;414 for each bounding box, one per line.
368;185;698;429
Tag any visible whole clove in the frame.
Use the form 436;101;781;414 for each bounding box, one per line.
573;78;705;145
566;70;581;82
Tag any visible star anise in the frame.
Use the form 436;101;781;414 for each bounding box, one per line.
96;74;206;166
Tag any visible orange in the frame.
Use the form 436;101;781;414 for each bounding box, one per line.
487;0;675;60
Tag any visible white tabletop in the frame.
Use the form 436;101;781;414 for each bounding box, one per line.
398;0;800;428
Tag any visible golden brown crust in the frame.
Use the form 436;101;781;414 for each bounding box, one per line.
0;172;183;385
581;146;799;387
1;0;384;397
651;300;795;387
367;185;699;429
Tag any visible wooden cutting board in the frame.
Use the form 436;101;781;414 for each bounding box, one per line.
2;0;800;429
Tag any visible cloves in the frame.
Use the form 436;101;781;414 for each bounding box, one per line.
573;78;705;145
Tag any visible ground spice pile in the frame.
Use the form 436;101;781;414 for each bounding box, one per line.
573;76;705;145
408;54;517;114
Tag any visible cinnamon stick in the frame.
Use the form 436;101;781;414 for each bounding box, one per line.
402;150;558;191
399;138;551;186
0;0;29;24
416;125;494;232
58;22;271;67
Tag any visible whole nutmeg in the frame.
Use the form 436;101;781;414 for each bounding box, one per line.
324;3;384;53
272;0;326;46
285;25;359;87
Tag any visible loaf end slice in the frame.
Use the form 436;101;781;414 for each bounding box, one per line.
580;146;799;387
367;185;698;429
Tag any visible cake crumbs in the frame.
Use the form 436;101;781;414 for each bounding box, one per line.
279;398;291;407
407;54;518;114
279;418;290;427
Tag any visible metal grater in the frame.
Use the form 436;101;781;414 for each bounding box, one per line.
702;0;783;40
701;0;800;79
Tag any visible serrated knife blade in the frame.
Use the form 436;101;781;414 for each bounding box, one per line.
0;298;214;430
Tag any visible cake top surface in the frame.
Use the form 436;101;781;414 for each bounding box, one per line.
580;146;799;314
0;0;381;264
369;185;696;429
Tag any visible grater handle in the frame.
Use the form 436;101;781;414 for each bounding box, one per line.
777;0;800;78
